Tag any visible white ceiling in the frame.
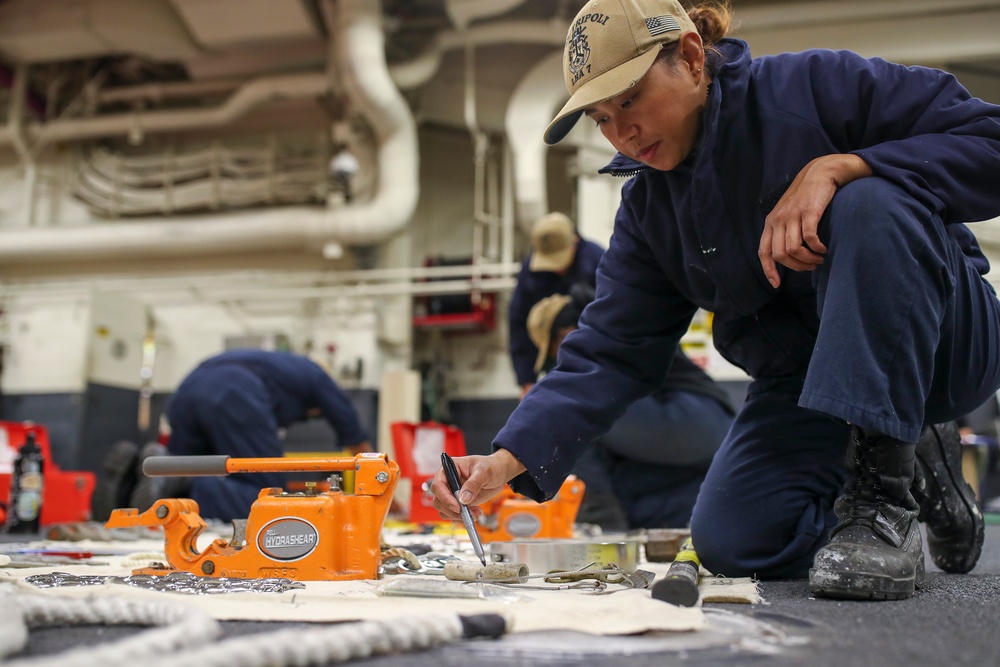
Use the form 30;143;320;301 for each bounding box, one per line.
0;0;998;133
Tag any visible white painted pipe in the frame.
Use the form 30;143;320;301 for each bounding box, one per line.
390;20;567;90
95;79;246;105
504;50;566;233
444;0;529;29
0;0;418;262
0;72;328;146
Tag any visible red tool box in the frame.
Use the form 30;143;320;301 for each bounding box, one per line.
0;421;96;526
390;420;467;523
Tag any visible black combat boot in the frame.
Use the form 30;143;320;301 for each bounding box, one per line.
912;422;984;574
809;427;924;600
90;440;140;522
129;442;191;512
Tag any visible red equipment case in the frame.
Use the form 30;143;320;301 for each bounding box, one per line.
0;421;96;527
390;420;467;523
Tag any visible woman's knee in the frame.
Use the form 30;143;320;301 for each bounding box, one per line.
689;507;758;578
826;177;929;243
691;491;832;579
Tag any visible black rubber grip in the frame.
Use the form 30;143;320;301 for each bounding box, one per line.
458;613;507;638
142;455;231;477
651;561;701;607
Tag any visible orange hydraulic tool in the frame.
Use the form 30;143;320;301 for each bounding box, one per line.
475;476;585;542
105;452;399;581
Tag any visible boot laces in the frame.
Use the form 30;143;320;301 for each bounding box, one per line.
849;435;886;505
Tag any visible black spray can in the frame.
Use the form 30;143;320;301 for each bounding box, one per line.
6;431;44;534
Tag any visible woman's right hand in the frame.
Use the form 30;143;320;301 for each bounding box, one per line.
429;449;527;520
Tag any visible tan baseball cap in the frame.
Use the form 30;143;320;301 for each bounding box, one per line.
529;212;577;272
527;293;573;374
544;0;697;145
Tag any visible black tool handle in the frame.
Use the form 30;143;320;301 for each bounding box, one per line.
651;561;701;607
143;455;230;477
651;537;701;607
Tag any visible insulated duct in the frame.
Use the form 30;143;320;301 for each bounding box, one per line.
0;73;330;147
390;20;566;90
0;0;417;264
444;0;529;29
504;50;566;233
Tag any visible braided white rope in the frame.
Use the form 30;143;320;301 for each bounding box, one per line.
1;580;474;667
141;614;466;667
1;581;221;667
0;584;29;659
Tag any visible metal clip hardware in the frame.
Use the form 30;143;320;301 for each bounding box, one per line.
25;571;306;595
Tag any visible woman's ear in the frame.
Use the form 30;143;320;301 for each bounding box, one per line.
677;31;705;76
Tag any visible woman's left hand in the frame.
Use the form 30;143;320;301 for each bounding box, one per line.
757;154;872;288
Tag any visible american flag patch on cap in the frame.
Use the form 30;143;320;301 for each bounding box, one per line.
646;15;681;36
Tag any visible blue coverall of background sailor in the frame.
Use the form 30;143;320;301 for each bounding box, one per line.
590;349;735;529
492;38;1000;580
507;235;605;388
166;349;369;522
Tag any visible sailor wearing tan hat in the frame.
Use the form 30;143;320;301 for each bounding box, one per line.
433;0;1000;602
526;289;733;530
526;292;573;375
528;213;578;272
508;212;604;397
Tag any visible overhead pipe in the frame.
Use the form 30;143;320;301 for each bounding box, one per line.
390;20;567;90
0;64;45;118
0;72;329;146
6;64;38;227
0;0;469;143
0;0;418;264
444;0;529;29
0;9;578;265
504;50;566;233
95;78;247;106
0;266;522;304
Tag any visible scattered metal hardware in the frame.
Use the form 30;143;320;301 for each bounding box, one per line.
24;571;306;594
543;562;655;591
480;579;608;593
386;552;462;575
618;567;657;590
544;562;628;585
381;547;423;572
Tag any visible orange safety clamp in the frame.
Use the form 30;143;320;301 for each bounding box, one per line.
476;476;585;542
105;452;398;581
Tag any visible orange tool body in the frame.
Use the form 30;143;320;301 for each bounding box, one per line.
476;476;585;542
105;452;398;581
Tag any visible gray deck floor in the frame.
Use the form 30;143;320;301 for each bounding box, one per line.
13;521;1000;667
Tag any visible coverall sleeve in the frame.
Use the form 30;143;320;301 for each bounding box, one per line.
311;371;368;446
494;187;698;500
785;50;1000;224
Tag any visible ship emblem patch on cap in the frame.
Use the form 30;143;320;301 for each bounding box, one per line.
567;24;591;85
567;12;609;86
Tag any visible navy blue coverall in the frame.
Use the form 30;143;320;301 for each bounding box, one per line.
494;39;1000;579
508;237;606;387
166;350;368;521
